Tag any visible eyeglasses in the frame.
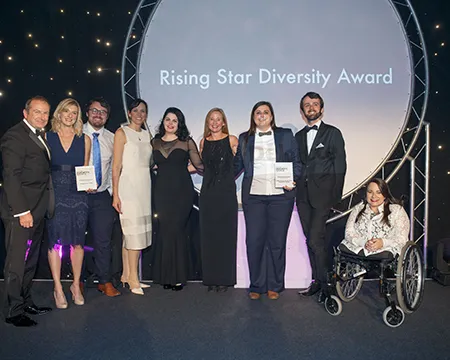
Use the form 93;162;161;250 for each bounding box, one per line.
89;108;108;116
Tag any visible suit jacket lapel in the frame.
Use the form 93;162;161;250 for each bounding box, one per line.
247;134;255;167
300;129;308;163
274;129;284;162
28;130;50;162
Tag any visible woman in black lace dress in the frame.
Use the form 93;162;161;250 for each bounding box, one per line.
151;107;203;291
199;108;239;292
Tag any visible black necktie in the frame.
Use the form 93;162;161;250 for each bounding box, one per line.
305;125;318;133
259;131;272;137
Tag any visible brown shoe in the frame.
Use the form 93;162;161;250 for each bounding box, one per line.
249;292;261;300
267;291;279;300
98;282;121;297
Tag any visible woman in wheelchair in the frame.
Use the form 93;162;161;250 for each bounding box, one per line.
339;178;410;260
326;179;423;327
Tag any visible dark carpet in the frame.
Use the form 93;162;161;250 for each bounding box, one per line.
0;280;449;360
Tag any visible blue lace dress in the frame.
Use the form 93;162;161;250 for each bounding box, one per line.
46;132;88;248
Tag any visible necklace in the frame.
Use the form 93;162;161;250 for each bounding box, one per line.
128;125;142;141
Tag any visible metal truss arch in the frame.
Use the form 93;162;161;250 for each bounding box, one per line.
121;0;430;225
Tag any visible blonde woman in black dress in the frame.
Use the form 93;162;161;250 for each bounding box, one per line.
199;108;238;292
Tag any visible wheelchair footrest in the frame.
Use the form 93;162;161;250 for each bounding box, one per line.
353;269;367;277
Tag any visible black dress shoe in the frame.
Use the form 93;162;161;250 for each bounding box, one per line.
5;314;37;327
299;282;321;297
317;290;329;304
24;305;52;316
163;284;172;290
172;284;183;291
207;286;214;292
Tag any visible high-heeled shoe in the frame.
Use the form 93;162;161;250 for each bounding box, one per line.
121;278;151;289
53;290;68;309
70;284;85;305
127;280;144;296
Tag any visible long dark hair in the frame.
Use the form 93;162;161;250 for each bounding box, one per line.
246;101;277;137
156;107;190;141
356;178;403;226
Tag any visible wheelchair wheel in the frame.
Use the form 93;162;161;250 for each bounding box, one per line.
335;261;365;302
324;295;342;316
382;305;405;328
396;241;425;314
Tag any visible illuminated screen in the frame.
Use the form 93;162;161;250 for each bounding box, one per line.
137;0;412;200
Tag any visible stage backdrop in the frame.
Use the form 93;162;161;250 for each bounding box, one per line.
131;0;413;287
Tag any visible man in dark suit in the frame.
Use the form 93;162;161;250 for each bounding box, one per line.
1;96;55;326
234;101;302;300
295;92;346;302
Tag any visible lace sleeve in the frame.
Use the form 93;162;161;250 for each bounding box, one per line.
383;205;410;255
187;138;204;171
342;203;367;251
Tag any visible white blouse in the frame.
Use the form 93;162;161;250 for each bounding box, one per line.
341;202;410;256
250;130;283;196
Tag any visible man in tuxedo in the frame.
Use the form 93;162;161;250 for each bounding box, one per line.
1;96;54;326
295;92;346;302
83;98;120;297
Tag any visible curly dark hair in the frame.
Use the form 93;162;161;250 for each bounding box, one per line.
156;107;190;141
356;178;403;227
86;97;111;116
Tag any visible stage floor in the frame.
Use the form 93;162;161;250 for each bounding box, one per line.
0;280;449;360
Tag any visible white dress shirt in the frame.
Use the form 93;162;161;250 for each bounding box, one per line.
83;122;114;194
306;120;322;154
14;119;52;217
250;129;283;196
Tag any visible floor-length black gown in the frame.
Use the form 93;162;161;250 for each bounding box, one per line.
152;137;203;285
199;136;237;287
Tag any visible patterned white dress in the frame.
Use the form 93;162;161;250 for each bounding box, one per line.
118;125;152;250
341;202;410;256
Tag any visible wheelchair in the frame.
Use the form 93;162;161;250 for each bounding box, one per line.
323;241;425;327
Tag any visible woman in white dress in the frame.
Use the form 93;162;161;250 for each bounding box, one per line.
340;178;410;259
112;99;152;295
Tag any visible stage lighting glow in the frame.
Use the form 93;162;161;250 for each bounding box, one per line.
24;240;32;261
53;243;63;258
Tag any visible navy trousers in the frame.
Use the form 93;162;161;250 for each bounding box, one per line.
243;194;294;294
87;191;116;284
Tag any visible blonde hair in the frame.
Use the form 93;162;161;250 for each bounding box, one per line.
202;108;230;139
51;98;83;136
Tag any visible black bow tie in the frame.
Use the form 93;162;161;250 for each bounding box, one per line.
259;131;272;137
35;129;45;138
305;125;318;133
